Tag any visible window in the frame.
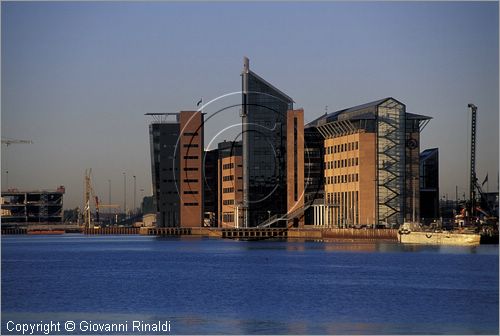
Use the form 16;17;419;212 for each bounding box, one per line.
183;167;198;171
184;156;198;160
223;187;234;193
183;132;198;136
184;143;199;148
223;199;235;205
183;179;198;183
183;191;198;194
223;213;234;222
184;202;199;206
223;175;234;181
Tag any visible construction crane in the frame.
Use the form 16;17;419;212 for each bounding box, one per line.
1;138;33;189
1;138;33;146
83;169;120;228
83;169;94;228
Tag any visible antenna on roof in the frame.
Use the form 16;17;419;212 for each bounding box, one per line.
325;105;328;115
243;56;249;73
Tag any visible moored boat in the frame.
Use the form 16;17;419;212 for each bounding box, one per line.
398;222;480;246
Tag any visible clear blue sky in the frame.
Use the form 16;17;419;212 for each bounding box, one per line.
1;2;498;210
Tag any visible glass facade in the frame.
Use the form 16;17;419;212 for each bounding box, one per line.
376;99;406;226
149;122;180;227
420;148;439;223
242;68;293;227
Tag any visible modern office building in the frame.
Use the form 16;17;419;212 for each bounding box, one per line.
1;186;65;224
217;140;243;228
307;97;431;227
148;111;204;227
240;57;304;227
420;148;439;223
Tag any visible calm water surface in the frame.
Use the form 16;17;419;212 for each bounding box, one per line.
1;235;498;334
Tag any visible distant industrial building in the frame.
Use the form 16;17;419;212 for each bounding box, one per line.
420;148;439;223
1;187;65;224
148;111;204;227
307;98;431;228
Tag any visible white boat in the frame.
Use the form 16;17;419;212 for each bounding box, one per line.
397;222;481;246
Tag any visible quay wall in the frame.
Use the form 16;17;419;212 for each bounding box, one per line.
84;227;139;235
321;228;398;240
2;225;397;241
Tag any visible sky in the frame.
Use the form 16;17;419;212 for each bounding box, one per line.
1;1;499;210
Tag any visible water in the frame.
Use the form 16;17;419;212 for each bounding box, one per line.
1;235;498;334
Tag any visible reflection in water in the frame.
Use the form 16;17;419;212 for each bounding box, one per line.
2;236;498;335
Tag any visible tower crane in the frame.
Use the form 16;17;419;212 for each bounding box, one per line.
1;138;33;189
1;138;33;146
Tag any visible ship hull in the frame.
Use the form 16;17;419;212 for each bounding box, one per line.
398;231;480;246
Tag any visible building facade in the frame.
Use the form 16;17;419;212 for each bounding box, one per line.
217;141;243;228
308;97;431;228
148;111;204;227
203;148;218;227
420;148;439;223
240;57;304;227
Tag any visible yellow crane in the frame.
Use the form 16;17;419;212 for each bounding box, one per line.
83;169;119;228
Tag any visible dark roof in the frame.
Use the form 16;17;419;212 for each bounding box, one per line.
306;97;431;128
406;112;432;120
420;148;439;161
248;70;295;103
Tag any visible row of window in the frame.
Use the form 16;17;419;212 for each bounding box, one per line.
184;167;198;171
184;202;199;206
223;213;235;223
223;163;234;170
325;174;359;184
326;141;359;154
184;143;198;148
183;191;198;194
183;132;198;136
222;175;234;181
184;156;198;160
326;157;359;169
223;187;234;193
223;199;235;205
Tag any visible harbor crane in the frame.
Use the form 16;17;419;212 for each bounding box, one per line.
83;169;119;229
466;104;495;224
